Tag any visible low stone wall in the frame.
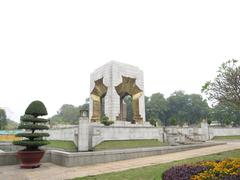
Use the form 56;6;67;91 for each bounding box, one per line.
165;125;240;141
47;126;78;146
90;125;163;147
0;142;225;167
210;128;240;139
47;124;164;149
0;143;24;152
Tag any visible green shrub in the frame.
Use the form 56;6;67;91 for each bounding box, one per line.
149;118;157;127
13;100;50;151
100;115;114;126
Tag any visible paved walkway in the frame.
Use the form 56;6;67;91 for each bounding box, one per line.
0;141;240;180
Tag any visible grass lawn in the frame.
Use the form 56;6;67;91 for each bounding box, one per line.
212;135;240;140
46;140;77;152
73;149;240;180
93;139;168;151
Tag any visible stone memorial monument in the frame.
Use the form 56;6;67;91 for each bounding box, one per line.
89;61;146;124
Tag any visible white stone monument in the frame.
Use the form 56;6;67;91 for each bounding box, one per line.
89;61;146;124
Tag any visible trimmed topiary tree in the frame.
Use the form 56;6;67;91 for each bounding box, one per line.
13;100;50;151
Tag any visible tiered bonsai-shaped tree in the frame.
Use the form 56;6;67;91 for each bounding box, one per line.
13;100;50;151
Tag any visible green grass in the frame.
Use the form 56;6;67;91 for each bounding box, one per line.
46;140;77;152
93;139;168;151
213;135;240;140
73;149;240;180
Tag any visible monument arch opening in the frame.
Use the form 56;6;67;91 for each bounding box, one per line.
115;76;143;123
122;94;133;122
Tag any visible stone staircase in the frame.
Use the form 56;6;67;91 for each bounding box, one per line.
166;131;204;145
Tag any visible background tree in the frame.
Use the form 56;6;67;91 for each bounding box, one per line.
80;98;89;111
166;91;188;125
209;103;240;126
50;104;80;125
202;59;240;110
167;91;209;125
146;93;168;126
0;108;7;130
50;98;89;125
145;91;209;126
123;95;133;122
185;94;209;124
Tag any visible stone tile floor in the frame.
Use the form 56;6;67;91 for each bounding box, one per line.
0;141;239;180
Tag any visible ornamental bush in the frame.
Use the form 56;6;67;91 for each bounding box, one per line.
13;100;49;151
100;115;114;126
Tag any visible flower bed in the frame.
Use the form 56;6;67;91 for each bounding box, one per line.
163;159;240;180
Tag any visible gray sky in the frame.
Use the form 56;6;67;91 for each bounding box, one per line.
1;0;240;122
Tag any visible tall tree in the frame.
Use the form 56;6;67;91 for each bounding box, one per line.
50;104;80;125
210;103;240;126
167;91;209;125
146;93;168;125
0;108;7;129
202;59;240;110
50;98;90;125
167;91;189;125
185;94;209;124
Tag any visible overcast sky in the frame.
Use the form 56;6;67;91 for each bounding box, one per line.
1;1;240;122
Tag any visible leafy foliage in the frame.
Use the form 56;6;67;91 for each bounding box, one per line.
18;124;49;130
0;108;7;130
146;93;168;124
123;95;133;122
209;103;240;126
202;59;240;110
21;115;49;123
145;91;210;126
25;100;48;117
149;118;157;127
50;99;89;126
13;140;49;147
15;133;49;138
100;115;114;126
13;100;49;150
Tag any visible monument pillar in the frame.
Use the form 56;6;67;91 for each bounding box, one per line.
78;109;90;151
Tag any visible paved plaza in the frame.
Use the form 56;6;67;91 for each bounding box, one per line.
0;141;239;180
